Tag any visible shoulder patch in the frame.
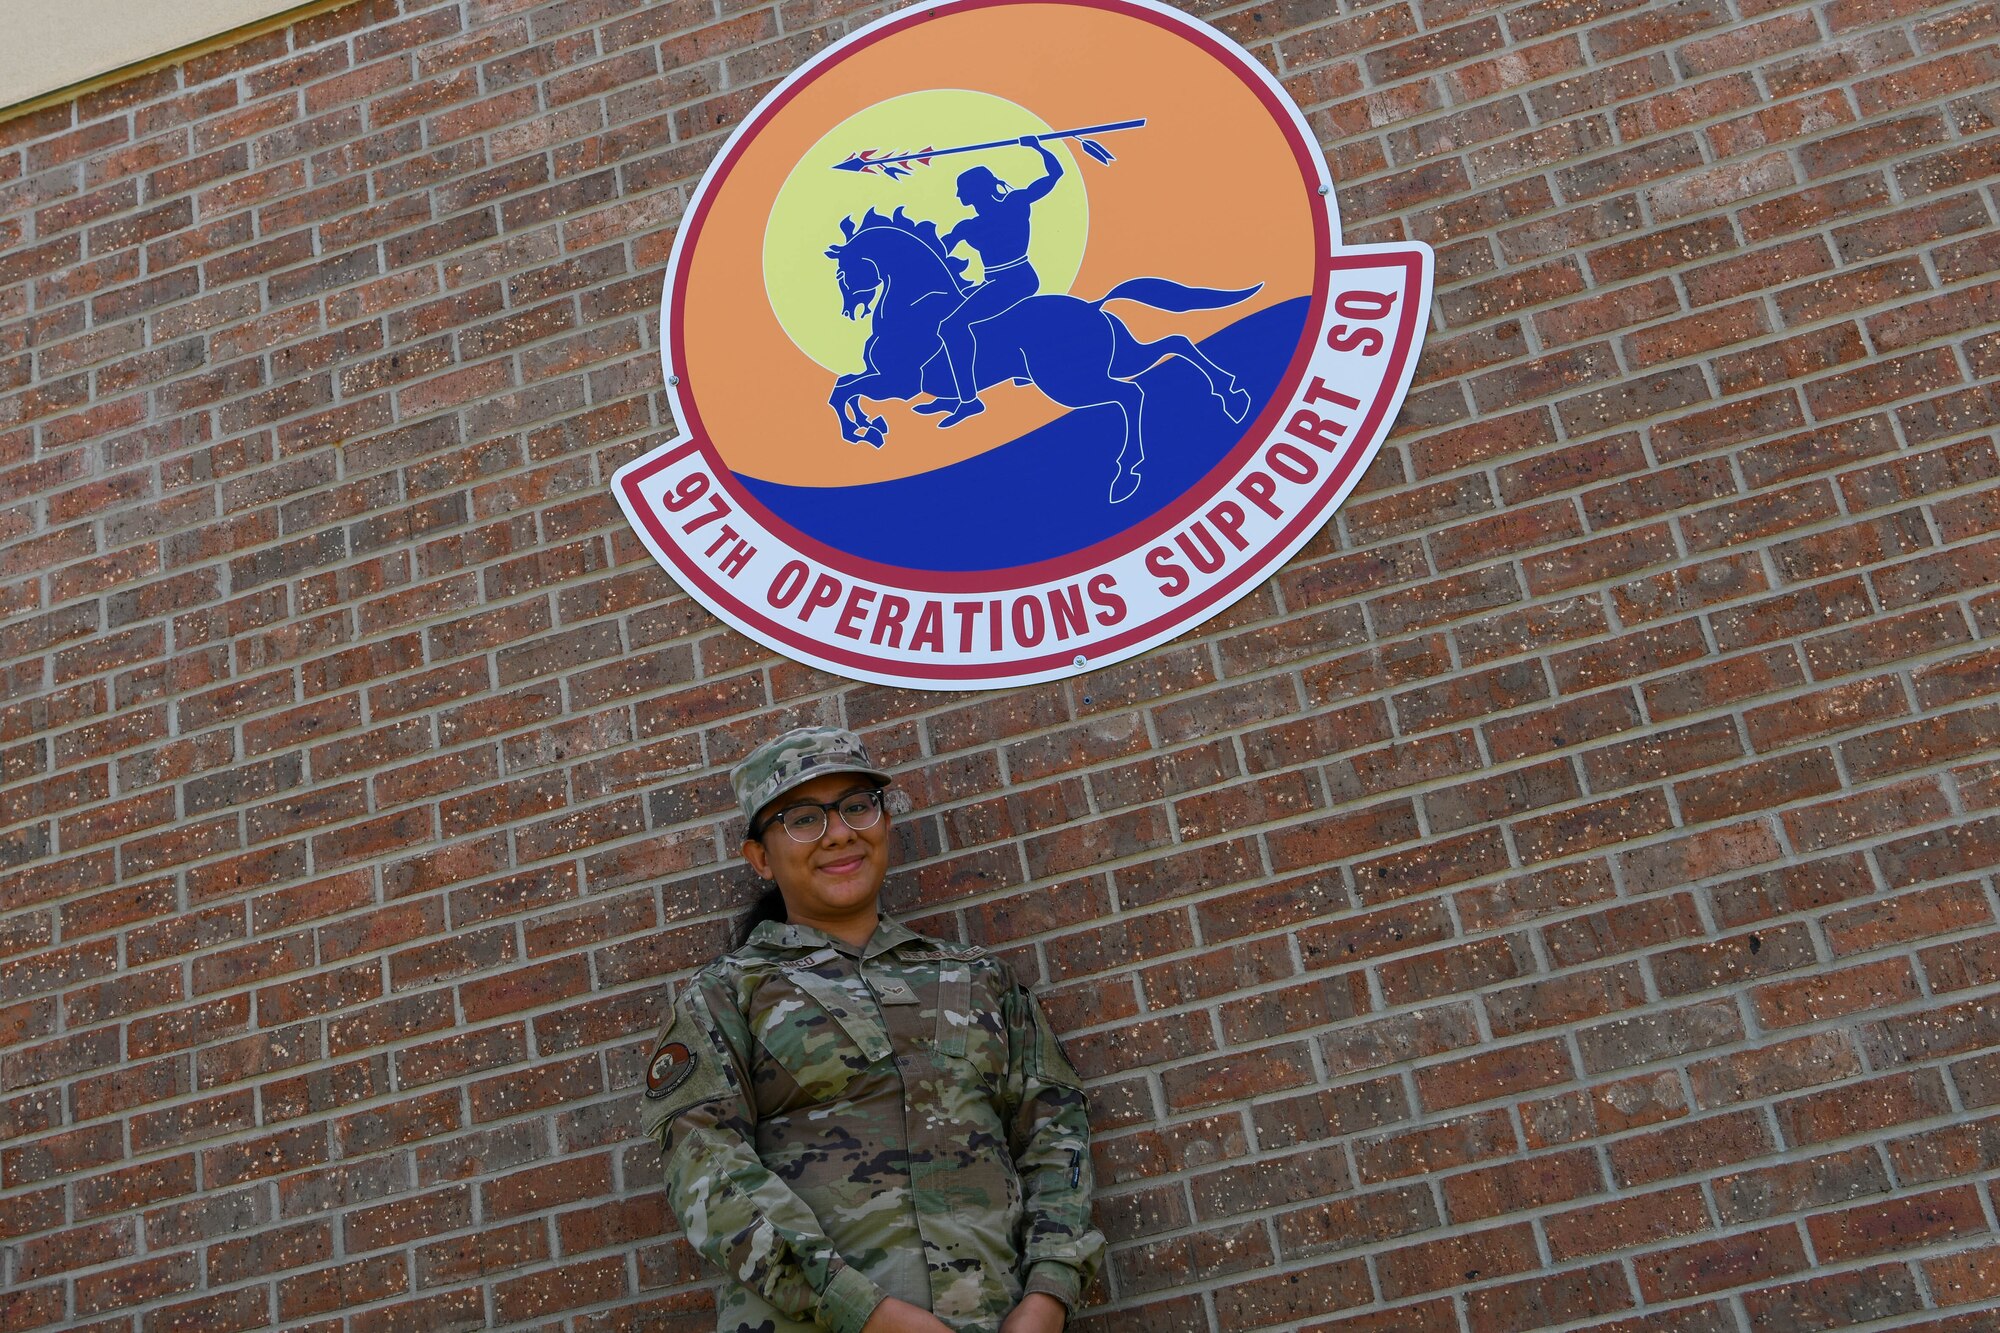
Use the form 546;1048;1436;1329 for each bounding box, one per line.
641;983;747;1147
645;1039;698;1100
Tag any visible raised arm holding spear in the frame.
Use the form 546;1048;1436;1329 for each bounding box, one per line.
840;119;1143;427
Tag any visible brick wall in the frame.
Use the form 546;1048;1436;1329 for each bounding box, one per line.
2;0;1997;1329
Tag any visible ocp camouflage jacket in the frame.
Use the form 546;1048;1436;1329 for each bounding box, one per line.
643;916;1104;1333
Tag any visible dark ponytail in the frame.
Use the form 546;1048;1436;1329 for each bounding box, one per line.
734;883;787;949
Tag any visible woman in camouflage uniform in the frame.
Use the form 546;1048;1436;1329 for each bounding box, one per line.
643;726;1103;1333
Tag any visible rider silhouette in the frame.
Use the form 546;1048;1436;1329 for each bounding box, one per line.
920;136;1064;428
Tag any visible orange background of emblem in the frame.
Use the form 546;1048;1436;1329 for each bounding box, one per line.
675;1;1323;489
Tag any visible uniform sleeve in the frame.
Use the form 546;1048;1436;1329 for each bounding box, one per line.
644;971;888;1333
1000;976;1106;1312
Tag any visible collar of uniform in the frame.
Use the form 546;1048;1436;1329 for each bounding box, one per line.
863;915;923;959
746;919;840;954
745;916;922;958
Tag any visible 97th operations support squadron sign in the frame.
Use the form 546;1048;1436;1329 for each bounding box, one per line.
613;0;1434;690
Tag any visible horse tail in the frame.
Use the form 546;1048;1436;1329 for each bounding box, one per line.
1093;277;1263;313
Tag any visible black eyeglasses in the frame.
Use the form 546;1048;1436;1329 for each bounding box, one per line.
751;788;885;843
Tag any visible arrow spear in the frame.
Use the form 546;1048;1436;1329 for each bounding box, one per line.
834;118;1146;179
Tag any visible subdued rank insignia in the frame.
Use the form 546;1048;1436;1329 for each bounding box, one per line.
646;1040;696;1100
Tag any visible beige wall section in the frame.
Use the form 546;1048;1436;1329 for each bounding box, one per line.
0;0;318;109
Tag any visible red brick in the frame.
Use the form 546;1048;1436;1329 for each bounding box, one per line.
1611;1109;1775;1190
1161;1042;1317;1113
72;1249;201;1314
1900;1064;1997;1164
491;1252;628;1321
1924;1243;2000;1309
1808;1185;1989;1263
1319;1002;1480;1081
1415;1038;1575;1112
1776;1068;1953;1146
1355;1110;1515;1187
1689;1029;1865;1110
208;1219;333;1286
1810;605;1975;683
344;1185;473;1254
1877;810;2000;887
1565;1069;1690;1147
1714;1143;1891;1225
1756;956;1922;1029
1545;1185;1709;1261
278;1253;410;1321
141;1286;272;1332
1635;1224;1811;1301
1811;346;1965;419
1376;1223;1541;1300
1741;1262;1926;1329
1923;931;2000;994
1376;934;1530;1006
1785;776;1955;852
1863;991;2000;1068
1513;787;1673;862
1275;1191;1440;1278
1876;534;2000;610
1901;378;2000;445
1252;1076;1410;1152
1209;1255;1371;1327
1412;406;1560;478
556;1193;670;1258
1443;1146;1605;1224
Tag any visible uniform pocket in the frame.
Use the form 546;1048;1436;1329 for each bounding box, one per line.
1021;988;1084;1090
934;963;1010;1089
753;992;867;1102
752;961;893;1104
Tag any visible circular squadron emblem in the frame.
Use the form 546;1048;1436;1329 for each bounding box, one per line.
613;0;1433;689
645;1040;696;1100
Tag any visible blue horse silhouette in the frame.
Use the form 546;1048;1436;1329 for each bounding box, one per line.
824;207;1260;502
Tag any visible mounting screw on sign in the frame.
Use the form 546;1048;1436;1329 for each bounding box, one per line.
612;0;1434;691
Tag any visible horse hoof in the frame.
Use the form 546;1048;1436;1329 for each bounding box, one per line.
868;416;887;434
938;399;985;428
1221;387;1251;422
912;400;957;416
1109;469;1141;503
861;428;885;449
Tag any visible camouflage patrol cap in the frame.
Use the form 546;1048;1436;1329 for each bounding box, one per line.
730;725;891;824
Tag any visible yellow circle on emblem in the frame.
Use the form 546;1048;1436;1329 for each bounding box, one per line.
762;89;1088;375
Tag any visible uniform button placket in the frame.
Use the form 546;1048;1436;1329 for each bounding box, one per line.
879;959;942;1313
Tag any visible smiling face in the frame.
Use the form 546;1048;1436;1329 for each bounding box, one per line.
741;772;891;941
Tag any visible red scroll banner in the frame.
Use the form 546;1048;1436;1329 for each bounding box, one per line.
614;0;1433;690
